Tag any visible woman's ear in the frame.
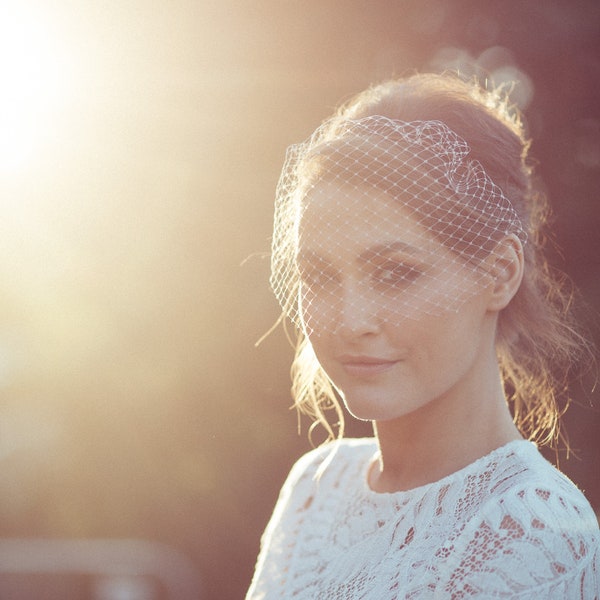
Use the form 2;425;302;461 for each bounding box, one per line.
487;234;524;312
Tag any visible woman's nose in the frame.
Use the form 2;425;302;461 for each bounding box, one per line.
334;279;380;338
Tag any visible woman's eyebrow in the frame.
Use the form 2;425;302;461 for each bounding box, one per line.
297;242;423;266
358;241;422;264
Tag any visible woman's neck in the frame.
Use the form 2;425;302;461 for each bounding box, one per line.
369;363;522;493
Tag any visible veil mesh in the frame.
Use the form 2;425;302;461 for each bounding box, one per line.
270;116;526;336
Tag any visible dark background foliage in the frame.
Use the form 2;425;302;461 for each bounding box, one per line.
0;1;598;598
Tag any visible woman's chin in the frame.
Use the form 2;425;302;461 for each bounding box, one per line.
342;397;397;423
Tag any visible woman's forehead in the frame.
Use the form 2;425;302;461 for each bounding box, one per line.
298;181;442;255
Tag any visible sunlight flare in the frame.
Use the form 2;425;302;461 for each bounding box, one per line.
0;7;72;171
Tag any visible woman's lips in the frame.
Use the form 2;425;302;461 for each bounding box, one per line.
338;356;399;377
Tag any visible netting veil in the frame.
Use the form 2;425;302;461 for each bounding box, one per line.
270;116;526;336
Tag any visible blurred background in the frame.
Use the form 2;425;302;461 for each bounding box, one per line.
0;0;598;598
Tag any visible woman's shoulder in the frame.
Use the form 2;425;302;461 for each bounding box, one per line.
481;441;597;522
271;437;376;517
288;437;377;481
443;442;599;597
459;440;600;555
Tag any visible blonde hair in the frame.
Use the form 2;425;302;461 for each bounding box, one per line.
280;72;594;449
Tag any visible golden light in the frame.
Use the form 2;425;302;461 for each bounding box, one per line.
0;6;72;171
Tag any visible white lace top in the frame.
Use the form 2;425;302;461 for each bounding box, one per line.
246;438;599;599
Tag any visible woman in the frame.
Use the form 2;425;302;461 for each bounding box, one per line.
247;73;599;598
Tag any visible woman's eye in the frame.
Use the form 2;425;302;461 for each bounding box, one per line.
373;262;422;287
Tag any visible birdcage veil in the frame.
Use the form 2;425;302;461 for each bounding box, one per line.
270;116;526;336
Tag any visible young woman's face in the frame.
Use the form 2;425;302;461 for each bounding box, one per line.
297;181;498;422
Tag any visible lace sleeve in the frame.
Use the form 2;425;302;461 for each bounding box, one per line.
438;483;600;599
246;446;329;599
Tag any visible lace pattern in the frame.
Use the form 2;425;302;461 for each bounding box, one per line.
246;439;599;599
